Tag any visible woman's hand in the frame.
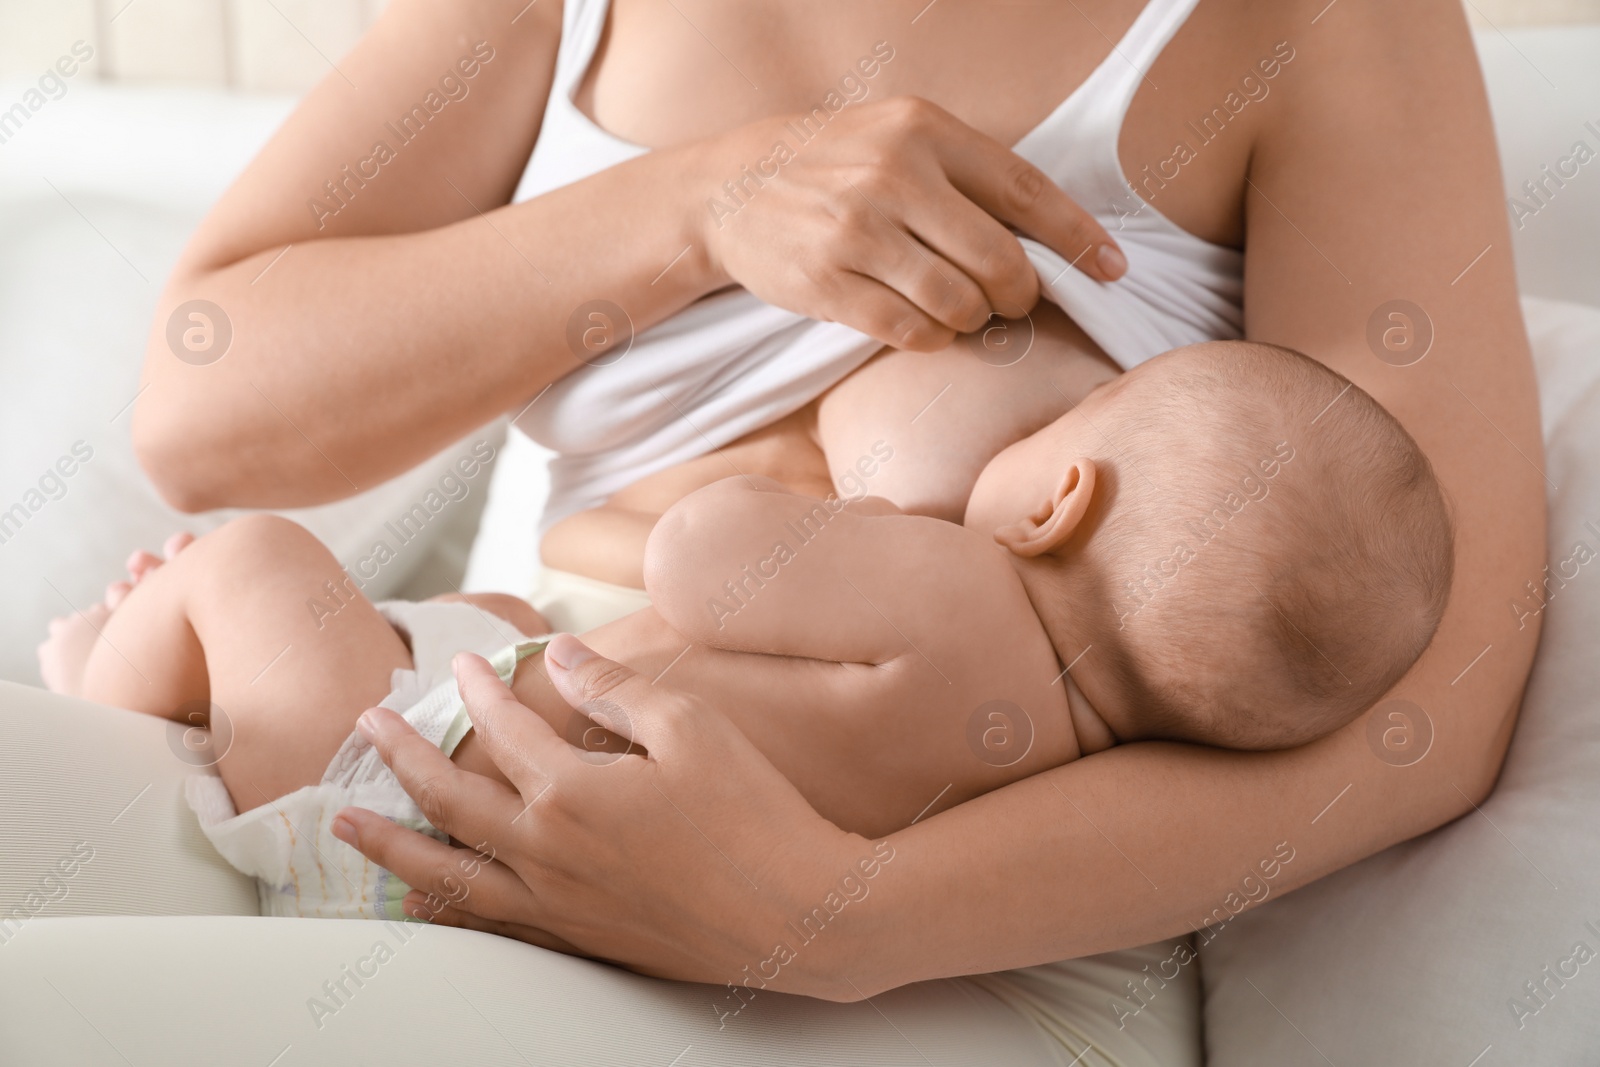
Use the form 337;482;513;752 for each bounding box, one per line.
332;635;868;997
688;96;1126;352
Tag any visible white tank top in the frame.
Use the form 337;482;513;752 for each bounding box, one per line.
510;0;1242;535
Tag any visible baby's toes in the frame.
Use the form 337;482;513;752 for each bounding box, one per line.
105;580;134;610
126;549;163;583
78;601;112;629
163;531;196;559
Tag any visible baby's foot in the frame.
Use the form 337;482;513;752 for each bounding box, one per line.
110;531;195;607
37;531;195;695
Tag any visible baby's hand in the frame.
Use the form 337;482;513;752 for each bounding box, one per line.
36;531;195;696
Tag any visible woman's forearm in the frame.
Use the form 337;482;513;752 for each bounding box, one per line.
821;650;1527;999
819;501;1539;998
135;148;718;511
132;0;730;510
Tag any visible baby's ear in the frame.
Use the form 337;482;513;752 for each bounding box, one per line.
995;459;1097;558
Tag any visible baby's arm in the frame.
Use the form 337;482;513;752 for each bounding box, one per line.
623;476;1076;836
643;475;999;667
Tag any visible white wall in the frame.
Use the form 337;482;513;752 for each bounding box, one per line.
0;0;386;92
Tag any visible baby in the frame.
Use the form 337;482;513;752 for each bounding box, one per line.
40;339;1453;919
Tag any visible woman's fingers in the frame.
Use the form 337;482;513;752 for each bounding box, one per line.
700;96;1123;354
451;653;579;788
950;153;1124;280
831;188;992;335
400;893;583;954
351;704;523;846
829;272;958;352
903;182;1044;317
921;102;1124;280
349;630;860;987
332;807;539;925
543;634;694;755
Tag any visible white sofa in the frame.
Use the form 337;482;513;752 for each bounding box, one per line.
0;24;1596;1066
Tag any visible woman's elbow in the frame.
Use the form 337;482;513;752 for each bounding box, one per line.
131;391;229;513
1434;670;1530;821
1463;686;1524;807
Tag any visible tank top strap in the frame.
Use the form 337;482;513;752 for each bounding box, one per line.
1016;0;1204;204
549;0;613;98
1092;0;1206;116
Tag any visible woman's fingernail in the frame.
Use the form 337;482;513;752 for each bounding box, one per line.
330;815;357;846
1096;244;1127;278
356;710;379;741
545;633;596;672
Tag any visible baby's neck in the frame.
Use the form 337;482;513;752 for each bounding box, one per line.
1010;555;1095;653
1009;555;1121;751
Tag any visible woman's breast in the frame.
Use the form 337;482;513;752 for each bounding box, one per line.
539;405;833;586
611;404;836;509
540;303;1120;586
816;301;1120;522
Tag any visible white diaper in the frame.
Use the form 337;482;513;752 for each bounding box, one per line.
185;600;550;920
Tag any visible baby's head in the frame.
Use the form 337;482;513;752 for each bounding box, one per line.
965;340;1453;750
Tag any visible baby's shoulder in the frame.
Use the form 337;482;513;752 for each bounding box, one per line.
854;513;1077;760
872;515;1058;657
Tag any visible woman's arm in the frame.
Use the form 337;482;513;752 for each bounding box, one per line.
136;0;1125;511
820;0;1545;991
336;0;1543;999
134;0;708;510
808;0;1545;992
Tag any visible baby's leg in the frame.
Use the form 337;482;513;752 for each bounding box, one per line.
78;515;412;811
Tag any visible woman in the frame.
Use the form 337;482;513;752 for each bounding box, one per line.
132;0;1543;1060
